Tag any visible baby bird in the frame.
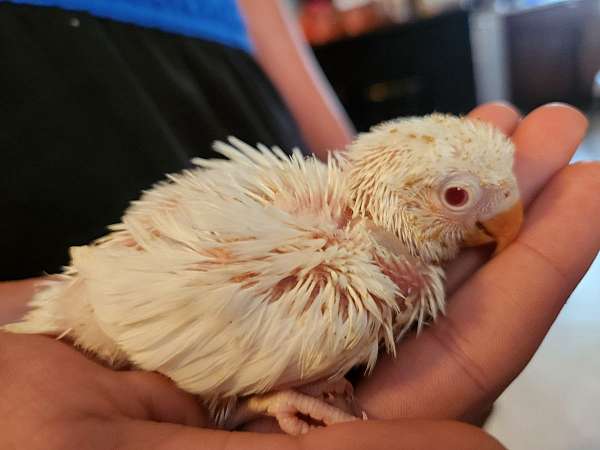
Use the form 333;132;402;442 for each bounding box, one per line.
4;114;522;434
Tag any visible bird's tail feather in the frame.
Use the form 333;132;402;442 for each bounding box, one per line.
2;273;128;367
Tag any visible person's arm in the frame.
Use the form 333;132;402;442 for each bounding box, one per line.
238;0;355;159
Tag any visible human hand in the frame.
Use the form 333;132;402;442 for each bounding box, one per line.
2;102;595;448
355;102;599;423
0;332;504;449
0;278;44;325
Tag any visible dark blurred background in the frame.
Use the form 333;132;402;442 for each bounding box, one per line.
292;0;600;131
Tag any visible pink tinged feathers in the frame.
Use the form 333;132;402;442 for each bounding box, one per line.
2;114;519;431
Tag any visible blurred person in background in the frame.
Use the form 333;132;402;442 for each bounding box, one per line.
0;1;598;449
0;0;354;284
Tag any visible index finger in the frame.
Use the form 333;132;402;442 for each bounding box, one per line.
468;101;521;136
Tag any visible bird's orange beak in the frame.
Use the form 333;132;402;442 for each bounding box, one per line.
463;201;523;255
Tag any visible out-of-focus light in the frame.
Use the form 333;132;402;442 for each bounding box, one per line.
593;70;600;98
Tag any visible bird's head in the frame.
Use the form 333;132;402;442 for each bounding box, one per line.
346;114;523;263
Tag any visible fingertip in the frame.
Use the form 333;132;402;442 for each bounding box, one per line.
469;100;521;116
529;102;589;129
468;102;522;136
516;103;589;143
511;103;590;205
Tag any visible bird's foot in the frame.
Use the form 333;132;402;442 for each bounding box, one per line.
226;379;361;435
246;389;358;435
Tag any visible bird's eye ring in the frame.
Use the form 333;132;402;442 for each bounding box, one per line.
443;186;469;208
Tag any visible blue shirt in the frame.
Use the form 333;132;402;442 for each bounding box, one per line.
4;0;252;52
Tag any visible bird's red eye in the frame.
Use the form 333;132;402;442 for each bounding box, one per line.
444;187;469;207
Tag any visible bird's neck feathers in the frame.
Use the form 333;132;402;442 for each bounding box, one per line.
343;147;461;264
352;199;461;265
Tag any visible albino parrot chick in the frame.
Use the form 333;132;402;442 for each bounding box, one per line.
3;114;522;435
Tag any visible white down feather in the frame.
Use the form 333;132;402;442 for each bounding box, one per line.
4;137;443;425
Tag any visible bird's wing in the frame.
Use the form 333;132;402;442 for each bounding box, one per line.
78;139;404;400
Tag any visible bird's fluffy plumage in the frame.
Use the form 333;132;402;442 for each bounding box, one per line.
4;114;518;426
348;114;518;262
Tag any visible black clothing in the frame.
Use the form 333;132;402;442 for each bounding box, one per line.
0;4;307;279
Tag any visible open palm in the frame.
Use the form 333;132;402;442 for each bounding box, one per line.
1;102;598;450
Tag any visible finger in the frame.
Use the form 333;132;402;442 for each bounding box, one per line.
357;162;600;420
512;103;588;205
445;103;589;294
467;101;521;136
0;332;207;428
106;418;505;450
444;247;491;296
106;420;293;450
116;370;208;427
303;420;505;450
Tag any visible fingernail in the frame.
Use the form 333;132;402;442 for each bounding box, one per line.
530;103;589;135
468;101;522;135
